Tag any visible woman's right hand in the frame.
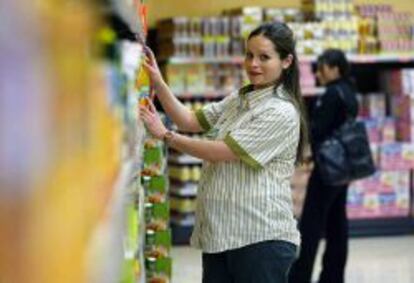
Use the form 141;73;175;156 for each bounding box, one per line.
143;46;164;88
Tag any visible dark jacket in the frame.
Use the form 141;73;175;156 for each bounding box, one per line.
311;78;359;154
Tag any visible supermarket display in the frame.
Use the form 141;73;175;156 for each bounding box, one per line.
141;136;172;283
0;0;174;282
357;4;414;54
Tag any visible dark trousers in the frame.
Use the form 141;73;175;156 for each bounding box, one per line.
289;167;349;283
202;240;297;283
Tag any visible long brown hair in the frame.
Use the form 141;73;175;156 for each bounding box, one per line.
248;22;309;164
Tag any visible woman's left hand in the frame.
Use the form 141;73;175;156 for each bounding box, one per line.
139;99;168;140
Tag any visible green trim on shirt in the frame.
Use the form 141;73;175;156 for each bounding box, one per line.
194;109;211;131
224;133;263;170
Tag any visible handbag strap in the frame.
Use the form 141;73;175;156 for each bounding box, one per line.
335;85;355;122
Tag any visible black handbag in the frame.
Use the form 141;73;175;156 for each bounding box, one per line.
316;86;376;186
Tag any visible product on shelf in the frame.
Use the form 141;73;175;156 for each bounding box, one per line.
359;93;386;118
170;196;197;214
356;5;414;54
381;69;409;95
361;118;384;144
379;143;414;170
264;7;303;23
382;117;397;144
223;6;263;38
347;170;410;219
302;0;355;21
169;165;203;182
162;63;243;96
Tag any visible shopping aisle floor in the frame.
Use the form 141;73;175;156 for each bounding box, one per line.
171;235;414;283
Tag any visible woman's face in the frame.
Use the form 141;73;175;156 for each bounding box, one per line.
316;63;340;86
244;35;292;89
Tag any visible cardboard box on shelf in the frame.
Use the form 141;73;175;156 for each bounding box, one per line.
361;94;386;118
223;7;263;38
347;170;410;219
379;143;414;170
264;7;303;23
185;64;206;94
382;117;397;143
163;64;185;93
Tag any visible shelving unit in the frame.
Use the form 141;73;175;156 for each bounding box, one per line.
0;1;175;282
165;54;414;65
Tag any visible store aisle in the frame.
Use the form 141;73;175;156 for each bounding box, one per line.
172;236;414;283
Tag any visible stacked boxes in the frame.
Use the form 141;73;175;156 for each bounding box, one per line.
141;138;172;283
223;7;263;38
391;94;414;142
157;16;242;59
162;63;244;96
289;22;326;55
379;143;414;170
347;171;410;219
377;12;414;53
264;7;302;23
357;5;414;53
301;0;355;21
384;69;414;141
156;4;414;58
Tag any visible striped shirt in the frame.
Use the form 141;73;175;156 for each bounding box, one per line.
191;84;301;253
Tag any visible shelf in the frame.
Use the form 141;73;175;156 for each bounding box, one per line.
302;87;325;96
348;54;414;64
175;92;229;100
296;54;414;64
168;154;203;165
349;217;414;237
170;182;198;197
165;54;414;65
171;214;196;227
167;56;244;65
173;88;323;99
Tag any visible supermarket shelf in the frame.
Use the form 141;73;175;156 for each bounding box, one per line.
348;53;414;64
297;54;414;63
169;154;203;165
166;56;244;65
175;92;229;100
302;87;325;96
170;182;198;197
171;196;197;214
166;54;414;65
297;54;414;64
349;217;414;237
86;160;135;283
171;213;196;227
174;88;323;98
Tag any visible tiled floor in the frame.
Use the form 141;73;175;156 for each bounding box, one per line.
171;236;414;283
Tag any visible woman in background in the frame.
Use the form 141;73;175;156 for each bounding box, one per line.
289;48;359;283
